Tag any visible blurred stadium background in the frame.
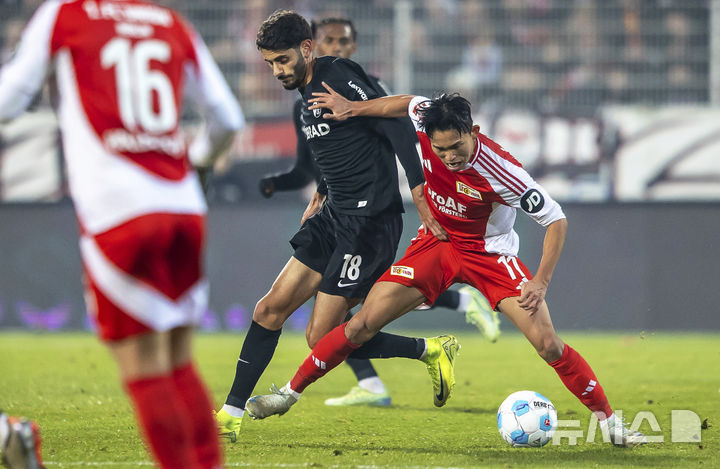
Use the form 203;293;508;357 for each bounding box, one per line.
0;0;718;333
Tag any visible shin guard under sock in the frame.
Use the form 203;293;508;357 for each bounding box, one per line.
290;323;360;393
549;344;613;418
125;375;195;469
173;363;222;469
226;320;282;409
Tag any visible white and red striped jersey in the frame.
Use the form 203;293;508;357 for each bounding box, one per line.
0;0;244;235
408;96;565;256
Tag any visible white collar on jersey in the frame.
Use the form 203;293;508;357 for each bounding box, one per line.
462;135;481;170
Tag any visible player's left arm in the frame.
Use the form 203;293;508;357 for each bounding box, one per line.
182;19;244;169
483;148;567;314
511;180;567;314
519;216;567;314
0;2;61;123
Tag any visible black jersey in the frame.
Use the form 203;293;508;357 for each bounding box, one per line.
297;56;424;216
270;73;391;193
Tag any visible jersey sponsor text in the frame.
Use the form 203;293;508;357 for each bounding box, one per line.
103;128;185;156
82;1;172;26
427;187;468;218
347;80;368;100
302;123;330;140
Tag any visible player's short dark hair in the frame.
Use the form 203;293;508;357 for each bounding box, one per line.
311;17;357;41
256;9;312;51
418;93;473;138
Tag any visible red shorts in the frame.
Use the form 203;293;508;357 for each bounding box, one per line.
81;213;207;342
376;232;532;309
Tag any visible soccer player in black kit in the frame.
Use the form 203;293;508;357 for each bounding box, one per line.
215;10;455;441
256;17;501;409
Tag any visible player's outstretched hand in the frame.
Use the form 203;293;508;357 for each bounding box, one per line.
309;82;353;121
518;278;546;315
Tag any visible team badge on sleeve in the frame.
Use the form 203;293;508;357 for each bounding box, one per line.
412;100;431;117
391;265;414;279
520;189;545;213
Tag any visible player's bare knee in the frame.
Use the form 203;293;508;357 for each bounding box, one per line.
537;334;564;362
305;328;315;348
346;316;379;344
305;326;323;348
252;297;285;329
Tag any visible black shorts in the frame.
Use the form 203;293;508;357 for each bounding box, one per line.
290;203;403;298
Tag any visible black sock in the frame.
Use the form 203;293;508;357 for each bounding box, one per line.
434;289;460;310
340;311;379;380
349;331;424;360
225;320;282;409
345;357;379;380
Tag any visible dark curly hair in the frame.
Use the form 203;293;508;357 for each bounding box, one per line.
311;17;357;41
417;93;473;138
256;10;312;51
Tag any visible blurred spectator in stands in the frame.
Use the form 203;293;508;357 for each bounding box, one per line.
408;0;465;95
604;67;632;104
502;0;556;49
446;32;502;107
664;10;691;61
444;0;501;108
666;64;701;103
367;24;394;86
618;0;645;61
543;1;603;112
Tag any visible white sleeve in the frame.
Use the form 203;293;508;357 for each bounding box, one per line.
407;95;431;132
477;143;566;227
0;1;61;123
184;26;244;166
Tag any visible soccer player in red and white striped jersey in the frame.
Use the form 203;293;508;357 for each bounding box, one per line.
244;88;645;447
0;1;244;467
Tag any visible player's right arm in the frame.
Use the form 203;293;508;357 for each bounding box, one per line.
308;81;414;120
260;100;318;198
0;1;61;123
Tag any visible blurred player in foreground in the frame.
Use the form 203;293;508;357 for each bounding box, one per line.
0;411;43;469
0;1;244;467
256;16;500;409
245;89;646;448
216;10;456;442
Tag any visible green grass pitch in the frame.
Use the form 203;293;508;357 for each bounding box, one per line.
0;331;717;468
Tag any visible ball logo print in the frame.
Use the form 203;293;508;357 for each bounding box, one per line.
497;391;557;447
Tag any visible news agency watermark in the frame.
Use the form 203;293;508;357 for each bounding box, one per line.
552;410;703;445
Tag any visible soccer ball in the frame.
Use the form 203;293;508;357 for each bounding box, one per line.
497;390;557;447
